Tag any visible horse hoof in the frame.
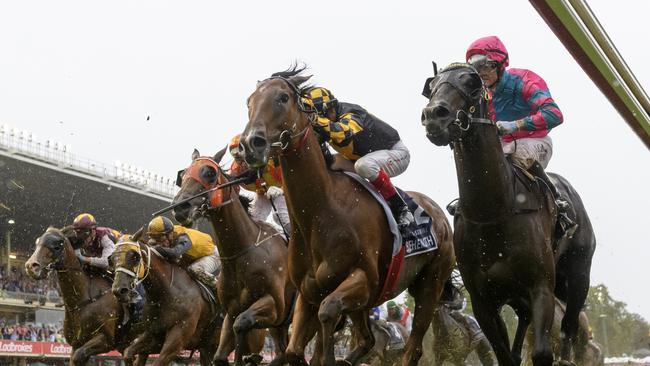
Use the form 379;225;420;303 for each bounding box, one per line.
243;354;263;366
336;360;353;366
213;359;229;366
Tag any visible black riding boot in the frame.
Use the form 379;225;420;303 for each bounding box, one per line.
528;161;578;237
387;192;414;233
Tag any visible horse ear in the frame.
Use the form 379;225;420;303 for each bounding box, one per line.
213;146;227;164
132;225;145;242
422;77;434;99
288;74;312;88
192;149;200;161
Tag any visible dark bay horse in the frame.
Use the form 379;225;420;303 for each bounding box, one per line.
172;149;295;366
240;66;455;366
420;63;596;366
111;240;230;366
25;227;141;366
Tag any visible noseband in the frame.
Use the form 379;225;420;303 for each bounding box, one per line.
113;242;151;288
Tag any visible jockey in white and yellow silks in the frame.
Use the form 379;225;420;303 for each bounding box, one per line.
305;87;414;233
146;216;220;289
229;134;291;235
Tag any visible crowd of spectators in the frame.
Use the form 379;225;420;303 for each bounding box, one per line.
0;265;60;301
0;319;66;343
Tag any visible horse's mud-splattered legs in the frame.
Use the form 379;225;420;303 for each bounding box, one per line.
531;287;554;366
404;267;446;366
472;301;516;366
559;259;590;365
286;294;320;366
234;294;280;366
124;331;159;365
511;306;532;365
154;325;194;366
344;311;374;366
267;325;289;366
199;347;216;366
70;333;111;366
133;354;149;366
318;268;371;366
213;314;235;366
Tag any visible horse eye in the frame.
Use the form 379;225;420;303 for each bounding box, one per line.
279;93;289;104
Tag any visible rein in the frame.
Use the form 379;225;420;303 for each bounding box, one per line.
218;227;284;262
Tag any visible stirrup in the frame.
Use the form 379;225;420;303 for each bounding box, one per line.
556;212;578;238
555;198;570;212
446;198;459;216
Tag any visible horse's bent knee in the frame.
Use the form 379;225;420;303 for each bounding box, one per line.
285;350;309;366
318;299;342;324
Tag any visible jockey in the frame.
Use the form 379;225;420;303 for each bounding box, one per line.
306;87;414;232
71;213;117;271
146;216;220;289
465;35;577;236
386;300;412;330
229;134;291;235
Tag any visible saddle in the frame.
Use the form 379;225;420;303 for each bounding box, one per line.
510;161;552;214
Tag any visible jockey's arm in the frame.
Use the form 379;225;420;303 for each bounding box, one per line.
156;234;191;260
86;235;115;269
518;71;564;132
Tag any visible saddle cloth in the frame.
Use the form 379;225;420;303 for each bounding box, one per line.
341;172;438;305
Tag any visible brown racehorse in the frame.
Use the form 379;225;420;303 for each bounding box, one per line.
420;63;596;366
171;149;296;366
111;240;233;366
240;65;455;366
25;227;142;366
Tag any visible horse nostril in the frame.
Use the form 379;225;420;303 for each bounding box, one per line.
433;105;450;119
119;287;129;295
251;135;267;150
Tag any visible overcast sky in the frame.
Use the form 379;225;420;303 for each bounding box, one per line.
1;1;648;320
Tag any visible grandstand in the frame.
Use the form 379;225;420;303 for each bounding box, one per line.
0;124;181;365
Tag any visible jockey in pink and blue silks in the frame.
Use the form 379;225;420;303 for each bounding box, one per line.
465;35;576;235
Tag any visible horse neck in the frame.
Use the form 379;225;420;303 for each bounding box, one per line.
138;247;169;299
278;125;333;230
208;188;261;257
57;245;90;308
453;125;514;221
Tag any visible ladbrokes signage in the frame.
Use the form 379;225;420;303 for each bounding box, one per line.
0;341;38;355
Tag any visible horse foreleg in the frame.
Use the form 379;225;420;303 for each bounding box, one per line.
511;306;532;365
268;325;289;366
124;331;160;365
559;264;590;364
471;301;516;366
69;333;112;366
234;294;280;366
318;268;371;366
530;287;555;366
214;314;236;366
286;294;320;366
153;325;193;366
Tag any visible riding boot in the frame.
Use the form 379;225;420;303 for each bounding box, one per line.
446;198;460;216
387;193;415;232
371;170;414;233
528;161;578;237
189;269;219;291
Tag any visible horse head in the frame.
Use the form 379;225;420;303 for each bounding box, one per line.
420;63;492;146
110;240;147;303
240;65;313;169
172;147;232;226
26;226;78;280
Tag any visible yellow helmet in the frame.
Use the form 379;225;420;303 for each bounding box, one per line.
147;216;174;235
307;87;337;116
73;213;97;229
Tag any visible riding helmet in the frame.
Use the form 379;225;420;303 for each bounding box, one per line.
147;216;174;235
306;87;338;116
72;213;97;230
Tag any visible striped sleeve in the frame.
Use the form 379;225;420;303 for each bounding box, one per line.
519;71;563;131
313;113;363;146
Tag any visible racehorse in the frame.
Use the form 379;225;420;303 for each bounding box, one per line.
110;239;232;366
431;303;495;365
523;298;603;366
25;227;142;366
172;149;296;366
420;63;596;366
240;65;455;366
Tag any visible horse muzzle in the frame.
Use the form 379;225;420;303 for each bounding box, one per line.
25;260;47;280
242;129;270;169
421;104;456;146
111;282;132;303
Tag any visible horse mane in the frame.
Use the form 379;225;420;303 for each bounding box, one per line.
270;63;313;94
238;194;252;212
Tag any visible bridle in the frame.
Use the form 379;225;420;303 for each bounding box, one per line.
113;242;151;289
179;157;234;214
424;63;493;137
254;76;317;153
